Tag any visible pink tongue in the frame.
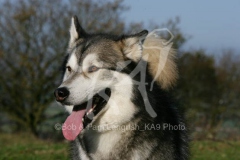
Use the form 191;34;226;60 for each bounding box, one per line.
62;109;86;141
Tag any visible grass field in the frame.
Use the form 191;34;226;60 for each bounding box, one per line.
0;133;68;160
0;133;239;160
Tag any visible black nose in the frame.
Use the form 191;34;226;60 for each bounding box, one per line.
54;87;69;102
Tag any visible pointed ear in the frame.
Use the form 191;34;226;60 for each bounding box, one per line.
121;30;148;62
69;15;87;47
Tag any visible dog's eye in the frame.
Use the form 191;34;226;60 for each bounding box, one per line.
66;66;72;72
88;66;99;72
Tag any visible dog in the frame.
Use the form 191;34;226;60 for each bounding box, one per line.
54;15;189;160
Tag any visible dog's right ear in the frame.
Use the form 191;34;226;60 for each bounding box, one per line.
69;15;87;47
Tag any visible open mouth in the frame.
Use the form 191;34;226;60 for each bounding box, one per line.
79;88;111;128
62;88;111;141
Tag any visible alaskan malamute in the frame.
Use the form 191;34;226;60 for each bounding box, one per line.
54;16;189;160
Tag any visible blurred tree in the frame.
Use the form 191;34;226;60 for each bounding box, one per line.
176;49;240;139
0;0;141;136
0;0;68;136
215;50;240;119
175;50;221;129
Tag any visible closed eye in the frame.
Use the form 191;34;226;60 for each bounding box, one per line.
88;66;99;73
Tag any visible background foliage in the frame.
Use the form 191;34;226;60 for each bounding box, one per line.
0;0;239;143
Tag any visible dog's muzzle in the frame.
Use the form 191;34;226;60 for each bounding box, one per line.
54;87;69;102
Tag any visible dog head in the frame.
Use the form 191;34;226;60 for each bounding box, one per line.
54;16;148;140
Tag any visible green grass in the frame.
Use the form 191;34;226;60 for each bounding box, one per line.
191;140;240;160
0;133;68;160
0;133;239;160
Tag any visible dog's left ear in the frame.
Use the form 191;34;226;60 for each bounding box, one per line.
121;30;148;62
69;15;87;47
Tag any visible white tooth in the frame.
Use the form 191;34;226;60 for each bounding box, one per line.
89;108;93;113
82;118;84;122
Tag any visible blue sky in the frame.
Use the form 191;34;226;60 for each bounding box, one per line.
122;0;240;53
